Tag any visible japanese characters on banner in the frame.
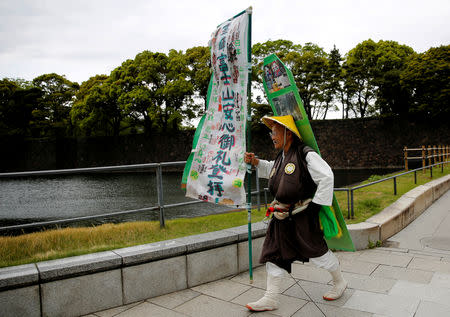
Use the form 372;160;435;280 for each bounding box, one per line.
185;11;249;206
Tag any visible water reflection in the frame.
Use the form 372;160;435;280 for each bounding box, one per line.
0;168;399;228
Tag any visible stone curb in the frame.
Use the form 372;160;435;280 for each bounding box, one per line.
348;174;450;250
1;174;449;316
0;219;269;316
0;264;39;291
37;251;122;283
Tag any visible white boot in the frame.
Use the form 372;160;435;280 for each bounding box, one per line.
323;267;347;301
246;274;281;311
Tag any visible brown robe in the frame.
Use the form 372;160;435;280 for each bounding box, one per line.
259;144;328;273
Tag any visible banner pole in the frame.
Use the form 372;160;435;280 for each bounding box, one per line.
246;6;253;283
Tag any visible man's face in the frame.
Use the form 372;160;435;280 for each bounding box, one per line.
271;124;285;150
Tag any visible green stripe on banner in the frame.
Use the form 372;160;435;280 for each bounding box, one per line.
181;75;214;188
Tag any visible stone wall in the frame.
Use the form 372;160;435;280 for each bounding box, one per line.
0;222;267;317
1;117;449;172
310;117;450;168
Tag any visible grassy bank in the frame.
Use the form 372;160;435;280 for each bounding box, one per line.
335;165;449;224
1;165;448;268
0;208;266;268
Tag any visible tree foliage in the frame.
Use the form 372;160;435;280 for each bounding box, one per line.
71;49;196;136
70;75;120;137
285;43;329;119
400;45;450;117
32;73;79;136
339;40;416;118
0;40;448;139
0;78;43;136
372;41;415;116
343;40;378;118
185;46;211;109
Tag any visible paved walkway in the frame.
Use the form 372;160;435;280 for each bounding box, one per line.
85;190;450;317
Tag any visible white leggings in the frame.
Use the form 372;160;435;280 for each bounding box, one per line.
266;250;339;277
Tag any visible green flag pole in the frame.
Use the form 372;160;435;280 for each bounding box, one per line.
245;6;253;283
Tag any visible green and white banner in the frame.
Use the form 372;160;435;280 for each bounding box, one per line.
182;9;251;206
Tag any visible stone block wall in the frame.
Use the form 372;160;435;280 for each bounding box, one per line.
0;223;267;317
1;117;449;172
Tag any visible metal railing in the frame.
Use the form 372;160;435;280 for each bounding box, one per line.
319;161;448;219
0;162;263;233
0;162;181;232
1;160;448;232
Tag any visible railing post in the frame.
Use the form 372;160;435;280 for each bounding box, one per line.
446;145;450;162
446;145;449;166
433;145;437;165
156;164;165;228
428;145;432;174
427;145;430;166
438;145;441;172
422;145;426;174
414;170;417;184
347;189;350;219
393;177;397;195
404;146;408;171
350;189;354;219
446;145;450;164
442;145;445;164
446;145;448;166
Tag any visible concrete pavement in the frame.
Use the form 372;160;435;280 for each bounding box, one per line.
85;190;450;317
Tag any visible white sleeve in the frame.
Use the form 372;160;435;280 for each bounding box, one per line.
305;152;334;206
256;159;274;179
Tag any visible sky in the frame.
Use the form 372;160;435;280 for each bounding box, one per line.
1;0;449;85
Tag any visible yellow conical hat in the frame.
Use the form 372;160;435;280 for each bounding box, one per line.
262;115;302;140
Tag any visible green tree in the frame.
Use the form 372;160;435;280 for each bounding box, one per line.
342;40;415;118
73;49;195;136
401;45;450;117
320;45;342;119
372;41;415;116
71;75;126;137
110;49;194;133
32;73;79;136
339;62;356;119
111;52;168;134
343;39;378;118
252;39;300;68
0;78;42;137
327;45;355;119
186;46;211;111
159;49;195;131
285;43;328;119
71;75;106;136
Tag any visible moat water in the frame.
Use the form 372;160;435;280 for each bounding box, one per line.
0;168;399;228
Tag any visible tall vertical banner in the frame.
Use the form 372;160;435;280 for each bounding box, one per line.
263;54;355;252
182;9;251;206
